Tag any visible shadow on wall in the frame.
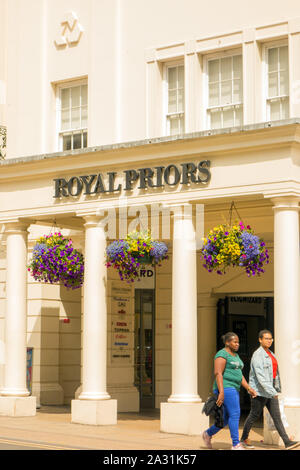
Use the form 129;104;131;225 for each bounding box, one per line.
39;305;63;405
59;285;81;405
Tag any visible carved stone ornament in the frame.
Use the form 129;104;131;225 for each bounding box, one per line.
54;11;84;48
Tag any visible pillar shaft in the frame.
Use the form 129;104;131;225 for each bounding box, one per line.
168;208;200;403
79;216;110;400
272;197;300;406
1;223;29;397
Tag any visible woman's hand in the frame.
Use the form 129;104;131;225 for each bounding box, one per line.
248;388;257;398
216;392;224;407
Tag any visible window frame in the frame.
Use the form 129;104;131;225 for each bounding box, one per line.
163;60;185;136
56;79;88;151
203;48;243;130
262;39;289;122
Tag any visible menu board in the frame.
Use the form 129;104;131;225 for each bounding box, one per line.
110;284;133;364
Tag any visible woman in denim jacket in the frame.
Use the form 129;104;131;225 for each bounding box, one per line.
241;330;298;450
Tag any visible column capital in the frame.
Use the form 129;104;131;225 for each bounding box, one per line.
3;220;30;235
76;210;107;228
270;195;300;211
162;203;193;220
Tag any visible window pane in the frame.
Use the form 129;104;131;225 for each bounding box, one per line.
168;89;177;113
71;107;80;129
179;116;185;133
268;48;278;73
81;105;88;128
279;46;288;71
268;72;278;97
71;86;80;107
209;82;219;106
270;99;281;120
61;88;70;109
177;88;184;112
233;79;242;102
169;116;180;135
233;55;242;79
168;67;177;90
178;66;184;88
83;132;88;148
81;85;88;106
221;57;232;81
73;133;82;149
221;80;232;105
279;70;289;96
208;60;219;83
61;109;70;130
281;97;289;119
223;107;234;127
235;105;243;126
210;109;222;129
63;135;72;151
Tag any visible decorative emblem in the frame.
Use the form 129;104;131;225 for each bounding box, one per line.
54;11;83;48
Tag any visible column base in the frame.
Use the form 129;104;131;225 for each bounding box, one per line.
160;402;208;435
264;406;300;446
0;396;36;417
71;399;117;425
33;383;64;406
108;386;140;412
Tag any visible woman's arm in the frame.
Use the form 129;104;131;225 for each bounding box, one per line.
214;357;226;406
241;376;257;398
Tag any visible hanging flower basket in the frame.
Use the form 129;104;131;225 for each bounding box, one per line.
201;221;269;276
28;232;84;289
106;230;168;282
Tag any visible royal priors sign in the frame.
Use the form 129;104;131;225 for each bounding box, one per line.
53;160;211;198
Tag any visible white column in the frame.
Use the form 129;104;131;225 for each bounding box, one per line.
0;222;36;416
169;209;200;403
160;206;208;435
71;215;117;425
264;197;300;444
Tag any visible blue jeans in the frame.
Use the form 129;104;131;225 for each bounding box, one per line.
206;387;241;447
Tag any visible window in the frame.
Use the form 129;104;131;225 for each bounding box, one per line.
165;64;185;135
206;53;243;129
265;44;289;121
58;82;88;151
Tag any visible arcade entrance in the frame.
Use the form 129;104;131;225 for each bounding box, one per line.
217;296;274;411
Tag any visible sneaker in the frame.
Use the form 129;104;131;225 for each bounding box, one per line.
241;439;255;449
231;442;245;450
202;430;213;449
285;441;300;450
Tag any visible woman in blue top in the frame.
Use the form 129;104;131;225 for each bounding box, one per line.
202;332;257;450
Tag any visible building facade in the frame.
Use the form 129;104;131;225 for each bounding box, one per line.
0;0;300;442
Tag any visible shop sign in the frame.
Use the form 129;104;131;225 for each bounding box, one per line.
111;285;133;363
53;160;211;198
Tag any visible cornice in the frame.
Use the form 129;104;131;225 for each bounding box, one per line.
1;120;300;182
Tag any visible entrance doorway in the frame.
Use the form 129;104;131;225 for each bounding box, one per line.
134;289;155;409
217;296;274;411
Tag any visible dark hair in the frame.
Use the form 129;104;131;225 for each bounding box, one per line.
258;329;273;339
221;332;238;345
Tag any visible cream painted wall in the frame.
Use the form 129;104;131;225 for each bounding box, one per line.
0;0;7;126
3;0;300;158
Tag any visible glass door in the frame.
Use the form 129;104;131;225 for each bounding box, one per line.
134;289;155;409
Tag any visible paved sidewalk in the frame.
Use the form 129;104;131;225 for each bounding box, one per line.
0;406;296;450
